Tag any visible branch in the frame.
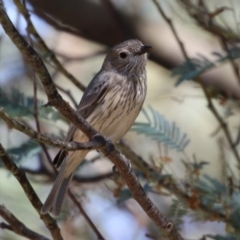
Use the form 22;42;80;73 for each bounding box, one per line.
119;141;228;223
0;205;50;240
0;3;183;239
13;0;86;91
0;108;103;151
178;0;240;42
0;110;106;238
181;0;240;83
0;144;63;240
54;82;78;108
152;0;189;60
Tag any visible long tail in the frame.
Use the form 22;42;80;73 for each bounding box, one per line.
41;149;88;216
41;163;74;216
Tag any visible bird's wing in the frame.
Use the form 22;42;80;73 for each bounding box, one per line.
53;72;110;167
77;72;110;116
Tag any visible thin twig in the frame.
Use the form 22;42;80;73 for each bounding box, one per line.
0;205;50;240
21;0;56;182
199;83;240;165
152;0;189;60
0;144;63;240
55;82;78;108
68;190;105;240
0;108;103;151
100;0;126;40
13;0;86;91
195;0;240;85
0;3;183;239
56;50;106;63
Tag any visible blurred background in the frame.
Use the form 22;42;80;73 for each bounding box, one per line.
1;0;240;239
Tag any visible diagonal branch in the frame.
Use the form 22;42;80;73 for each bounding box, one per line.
67;190;105;240
0;205;50;240
152;0;189;61
0;108;102;151
0;2;183;239
0;109;106;239
13;0;86;91
119;141;228;223
0;144;63;240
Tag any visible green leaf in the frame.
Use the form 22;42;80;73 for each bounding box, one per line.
131;107;190;152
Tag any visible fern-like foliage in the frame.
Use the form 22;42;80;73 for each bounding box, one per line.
7;139;41;165
168;199;188;228
192;175;240;232
0;87;67;122
172;47;240;86
131;107;190;152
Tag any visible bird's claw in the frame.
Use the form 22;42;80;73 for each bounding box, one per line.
112;161;132;174
92;134;115;155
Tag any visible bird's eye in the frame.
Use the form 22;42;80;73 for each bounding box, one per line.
119;52;128;59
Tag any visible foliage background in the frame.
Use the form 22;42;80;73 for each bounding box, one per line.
1;0;240;239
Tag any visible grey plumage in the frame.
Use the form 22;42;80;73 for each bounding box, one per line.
41;39;151;215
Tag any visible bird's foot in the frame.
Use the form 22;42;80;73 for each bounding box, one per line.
92;134;115;155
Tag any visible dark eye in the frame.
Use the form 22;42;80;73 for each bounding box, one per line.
119;52;128;59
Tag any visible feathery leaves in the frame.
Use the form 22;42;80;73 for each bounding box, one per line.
131;106;190;152
172;47;240;86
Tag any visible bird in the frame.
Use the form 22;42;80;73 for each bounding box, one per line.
41;39;152;215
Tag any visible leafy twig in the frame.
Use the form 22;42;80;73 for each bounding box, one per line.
0;205;50;240
153;0;240;166
118;141;228;223
68;190;105;240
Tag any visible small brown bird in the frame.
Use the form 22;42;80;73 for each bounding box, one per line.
41;39;152;215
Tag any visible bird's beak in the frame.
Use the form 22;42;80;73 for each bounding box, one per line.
138;45;152;55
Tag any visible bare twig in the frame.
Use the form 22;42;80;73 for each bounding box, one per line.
152;0;189;60
68;190;105;240
0;205;50;240
199;83;240;165
0;108;104;150
55;82;78;108
55;50;106;63
178;0;240;42
0;144;63;240
0;3;183;239
13;0;86;91
192;1;240;85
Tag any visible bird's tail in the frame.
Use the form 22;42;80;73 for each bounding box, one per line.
41;146;88;216
41;163;74;216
